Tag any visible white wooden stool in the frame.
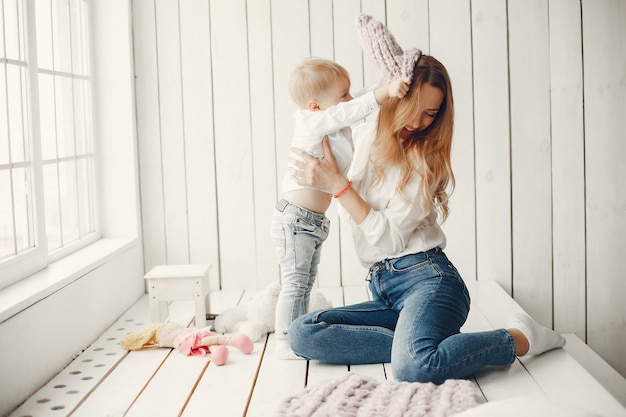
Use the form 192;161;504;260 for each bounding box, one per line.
144;264;212;327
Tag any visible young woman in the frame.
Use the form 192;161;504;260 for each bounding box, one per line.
286;54;565;384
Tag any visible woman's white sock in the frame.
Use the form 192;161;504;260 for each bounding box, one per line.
506;313;566;356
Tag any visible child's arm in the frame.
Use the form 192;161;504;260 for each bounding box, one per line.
299;78;410;135
373;77;411;104
299;93;380;135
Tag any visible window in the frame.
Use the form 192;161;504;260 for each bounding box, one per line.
0;0;96;290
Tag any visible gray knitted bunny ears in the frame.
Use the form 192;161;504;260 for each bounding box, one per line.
356;14;422;84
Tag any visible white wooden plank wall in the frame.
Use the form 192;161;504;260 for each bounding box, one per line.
509;0;554;329
581;0;626;378
471;0;513;294
131;0;626;378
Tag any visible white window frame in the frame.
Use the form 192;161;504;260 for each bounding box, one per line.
0;0;99;290
0;0;140;329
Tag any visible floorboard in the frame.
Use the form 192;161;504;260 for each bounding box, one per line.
8;282;625;417
182;338;266;417
467;280;626;416
246;334;308;417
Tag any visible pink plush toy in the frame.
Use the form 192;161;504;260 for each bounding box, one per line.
174;328;254;366
120;322;254;366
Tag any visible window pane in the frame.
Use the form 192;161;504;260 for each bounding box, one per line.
38;73;57;160
0;5;4;59
7;65;27;163
0;170;14;259
52;0;71;73
78;0;90;75
59;159;78;244
0;65;8;166
0;165;31;260
73;78;86;153
12;166;33;253
76;157;93;236
55;75;75;158
70;0;84;75
35;0;53;71
43;163;61;251
82;79;92;151
4;0;24;61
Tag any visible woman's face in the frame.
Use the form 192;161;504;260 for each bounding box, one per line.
399;83;444;140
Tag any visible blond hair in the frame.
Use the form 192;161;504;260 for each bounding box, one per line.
289;58;350;108
373;55;455;221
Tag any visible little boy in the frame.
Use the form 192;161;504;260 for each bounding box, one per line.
271;57;409;359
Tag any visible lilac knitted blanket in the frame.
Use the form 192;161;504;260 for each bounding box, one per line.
275;372;481;417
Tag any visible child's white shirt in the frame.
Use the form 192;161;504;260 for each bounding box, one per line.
282;91;379;195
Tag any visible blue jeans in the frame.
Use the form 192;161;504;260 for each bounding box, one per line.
271;199;330;340
288;247;516;383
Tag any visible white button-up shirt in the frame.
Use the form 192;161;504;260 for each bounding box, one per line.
340;121;447;268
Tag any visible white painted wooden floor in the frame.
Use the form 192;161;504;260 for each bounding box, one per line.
8;281;626;417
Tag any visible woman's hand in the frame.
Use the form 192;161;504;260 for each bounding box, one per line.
291;136;371;223
289;136;347;195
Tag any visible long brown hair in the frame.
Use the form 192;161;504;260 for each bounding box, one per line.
372;55;455;221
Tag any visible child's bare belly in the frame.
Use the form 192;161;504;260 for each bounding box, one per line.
283;189;332;214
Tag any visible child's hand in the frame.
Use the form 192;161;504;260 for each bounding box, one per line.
373;77;411;105
388;77;411;98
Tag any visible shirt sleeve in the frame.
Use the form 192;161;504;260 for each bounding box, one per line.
299;91;379;136
352;83;378;98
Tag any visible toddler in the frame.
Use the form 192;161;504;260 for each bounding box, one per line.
271;57;410;359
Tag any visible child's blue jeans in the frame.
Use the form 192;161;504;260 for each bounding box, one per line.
271;199;330;341
288;247;517;383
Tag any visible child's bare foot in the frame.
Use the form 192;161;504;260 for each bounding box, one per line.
275;339;304;360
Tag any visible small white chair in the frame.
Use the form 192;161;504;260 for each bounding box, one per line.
144;264;212;327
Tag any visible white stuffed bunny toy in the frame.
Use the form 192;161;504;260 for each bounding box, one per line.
213;282;332;342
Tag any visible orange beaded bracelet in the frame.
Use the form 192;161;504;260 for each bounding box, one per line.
333;180;353;199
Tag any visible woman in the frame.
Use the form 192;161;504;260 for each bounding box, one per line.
287;54;565;384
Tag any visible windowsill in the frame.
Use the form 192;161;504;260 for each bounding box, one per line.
0;237;139;323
